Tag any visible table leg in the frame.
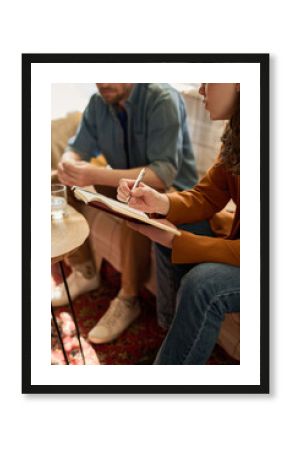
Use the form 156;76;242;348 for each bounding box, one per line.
59;261;86;365
51;305;70;365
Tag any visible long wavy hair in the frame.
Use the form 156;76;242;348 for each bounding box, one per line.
219;93;240;175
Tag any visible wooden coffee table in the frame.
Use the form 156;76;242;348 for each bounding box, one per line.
51;205;90;365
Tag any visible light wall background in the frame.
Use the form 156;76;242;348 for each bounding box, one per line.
51;83;96;119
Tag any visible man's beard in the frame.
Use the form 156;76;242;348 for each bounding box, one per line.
99;87;130;104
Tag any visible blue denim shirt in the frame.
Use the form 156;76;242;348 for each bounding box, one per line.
68;83;197;190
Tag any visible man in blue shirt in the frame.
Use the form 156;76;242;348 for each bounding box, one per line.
54;83;198;344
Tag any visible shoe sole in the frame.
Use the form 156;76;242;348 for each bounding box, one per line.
87;334;119;344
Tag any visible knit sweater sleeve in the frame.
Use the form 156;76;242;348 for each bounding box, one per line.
171;231;240;267
166;162;231;225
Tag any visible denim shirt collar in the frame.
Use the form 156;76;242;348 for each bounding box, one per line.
126;83;139;104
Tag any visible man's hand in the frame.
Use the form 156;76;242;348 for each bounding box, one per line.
57;151;80;185
117;179;170;215
58;160;99;187
127;219;176;248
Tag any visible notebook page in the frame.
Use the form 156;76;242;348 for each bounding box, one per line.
74;188;148;219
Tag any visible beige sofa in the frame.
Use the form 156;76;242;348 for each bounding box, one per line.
51;88;240;361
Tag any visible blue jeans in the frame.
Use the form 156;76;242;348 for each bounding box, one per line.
155;221;214;329
154;222;240;365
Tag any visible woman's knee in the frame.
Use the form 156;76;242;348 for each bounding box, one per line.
176;263;240;319
179;263;240;299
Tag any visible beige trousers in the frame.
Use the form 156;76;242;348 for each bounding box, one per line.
66;185;151;297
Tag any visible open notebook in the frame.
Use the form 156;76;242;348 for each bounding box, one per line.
72;186;181;236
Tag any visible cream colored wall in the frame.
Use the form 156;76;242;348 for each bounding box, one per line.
51;83;96;120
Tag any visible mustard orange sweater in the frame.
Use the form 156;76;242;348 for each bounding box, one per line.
166;161;240;267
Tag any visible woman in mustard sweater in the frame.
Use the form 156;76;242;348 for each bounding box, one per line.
117;83;240;364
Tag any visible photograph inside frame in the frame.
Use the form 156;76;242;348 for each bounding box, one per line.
50;82;240;367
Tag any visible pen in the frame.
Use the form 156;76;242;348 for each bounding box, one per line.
132;167;146;190
127;167;146;202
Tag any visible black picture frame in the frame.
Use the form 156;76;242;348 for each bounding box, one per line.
22;53;269;394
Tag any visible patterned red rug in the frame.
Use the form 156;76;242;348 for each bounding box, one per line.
51;261;239;365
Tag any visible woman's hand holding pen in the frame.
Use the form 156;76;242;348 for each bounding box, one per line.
118;177;176;248
117;178;170;215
